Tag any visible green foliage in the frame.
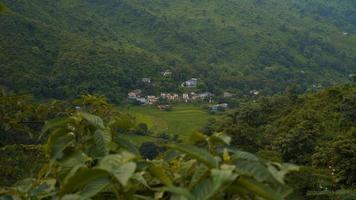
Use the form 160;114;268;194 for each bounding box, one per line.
0;2;6;13
0;111;298;199
276;126;317;164
286;167;335;199
0;145;45;186
312;131;356;186
209;85;356;198
0;92;138;186
167;143;219;168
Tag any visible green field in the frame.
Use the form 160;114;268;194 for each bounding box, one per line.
125;105;212;140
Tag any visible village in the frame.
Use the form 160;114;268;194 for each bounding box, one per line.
128;88;231;111
127;69;352;109
127;72;247;112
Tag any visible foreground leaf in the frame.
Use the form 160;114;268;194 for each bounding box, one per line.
166;144;219;168
235;160;275;182
77;112;105;129
148;163;173;186
92;129;111;157
99;154;137;186
192;168;238;200
60;167;110;197
45;129;75;159
156;186;194;200
234;177;284;200
113;135;140;156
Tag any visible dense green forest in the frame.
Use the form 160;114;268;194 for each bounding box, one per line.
206;84;356;198
1;85;355;199
0;0;356;101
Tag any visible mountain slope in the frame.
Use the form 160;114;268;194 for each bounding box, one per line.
0;0;355;101
210;84;356;194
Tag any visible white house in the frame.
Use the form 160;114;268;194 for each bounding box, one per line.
182;78;198;87
250;90;260;96
136;97;147;104
162;70;172;77
199;92;214;99
128;89;142;99
160;93;179;101
142;78;151;83
182;93;189;102
147;96;159;105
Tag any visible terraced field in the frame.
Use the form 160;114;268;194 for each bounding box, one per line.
125;105;212;140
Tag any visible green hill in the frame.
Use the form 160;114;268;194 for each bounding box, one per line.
210;84;356;195
0;0;355;101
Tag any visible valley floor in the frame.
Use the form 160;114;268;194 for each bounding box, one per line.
123;104;212;141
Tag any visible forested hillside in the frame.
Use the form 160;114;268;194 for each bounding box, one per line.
207;84;356;198
1;0;355;101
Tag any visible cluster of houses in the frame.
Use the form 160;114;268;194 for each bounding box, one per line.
128;89;230;112
128;90;216;105
128;89;148;104
128;71;240;112
128;89;160;105
160;92;214;102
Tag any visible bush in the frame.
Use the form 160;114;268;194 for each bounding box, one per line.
0;144;45;186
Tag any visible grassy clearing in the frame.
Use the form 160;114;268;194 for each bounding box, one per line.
124;104;212;140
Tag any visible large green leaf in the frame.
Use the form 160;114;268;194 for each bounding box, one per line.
60;167;110;197
40;117;71;138
45;129;75;159
235;160;275;182
77;112;105;129
208;132;231;145
132;172;150;189
113;135;140;156
177;160;196;178
267;163;299;184
79;176;111;198
166;144;219;168
189;165;209;189
91;129;111;157
148;163;173;186
98;154;137;186
230;149;259;161
58;151;89;178
192;168;238;200
234;177;284;200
